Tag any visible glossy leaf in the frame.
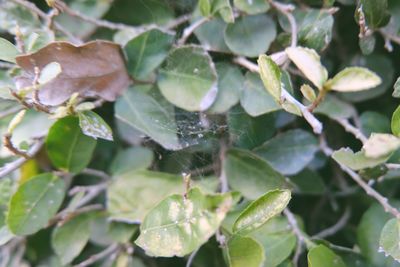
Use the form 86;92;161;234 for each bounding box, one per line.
15;41;131;106
135;188;233;257
224;14;276;58
332;148;391;170
7;173;65;235
46;116;97;173
115;88;180;150
227;236;265;267
258;54;282;100
224;148;287;200
157;46;218;111
124;29;174;80
285;46;328;89
307;245;346;267
52;213;92;265
78;111;113;141
326;67;381;92
0;37;19;63
233;189;291;234
254;129;319;175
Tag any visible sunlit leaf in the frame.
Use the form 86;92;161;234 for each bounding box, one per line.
326;67;381;92
332;147;391;170
363;133;400;158
307;245;346;267
227;236;265;267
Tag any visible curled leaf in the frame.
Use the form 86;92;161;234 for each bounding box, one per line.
15;41;131;106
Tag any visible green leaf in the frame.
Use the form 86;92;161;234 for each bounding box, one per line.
115;88;181;150
240;72;280;117
363;133;400;158
393;77;400;98
157;46;218;111
107;170;183;223
227;236;265;267
207;63;244;114
7;173;65;235
361;111;391;136
332;147;391;170
135;188;233;257
109;147;154;175
228;105;276;149
249;216;297;267
392;106;400;137
46;116;97;173
212;0;235;23
78;111;113;141
379;218;400;262
224;148;287;200
314;95;356;120
233;189;291;234
224;14;276;58
290;169;326;195
194;18;231;53
254;129;319;175
199;0;212;16
358;203;400;266
124;29;174;80
0;37;19;63
357;0;391;29
52;213;92;265
285;46;328;89
258;54;282;100
326;67;381;92
234;0;270;15
307;245;346;267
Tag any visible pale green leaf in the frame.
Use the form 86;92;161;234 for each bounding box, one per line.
233;189;291;234
46;116;97;173
194;18;230;53
392;105;400;137
227;236;265;267
363;133;400;158
314;95;356;120
224;14;276;58
135;188;233;257
0;37;19;63
52;214;92;265
157;46;218;111
307;245;346;267
393;77;400;98
326;67;382;92
379;218;400;262
78;111;113;141
124;29;174;80
109;147;154;175
115;88;181;150
257;54;281;100
7;173;65;235
234;0;270;15
224;148;287;200
300;84;316;102
285;46;328;89
332;147;391;171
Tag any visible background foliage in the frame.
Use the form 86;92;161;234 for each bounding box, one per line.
1;0;400;266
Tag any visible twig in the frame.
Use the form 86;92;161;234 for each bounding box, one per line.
178;17;209;45
233;57;323;134
312;206;351;239
335;118;368;144
3;134;29;158
185;247;200;267
0;139;44;179
49;204;103;227
218;140;229;193
320;137;400;219
269;1;297;48
73;244;120;267
379;30;400;52
11;0;82;44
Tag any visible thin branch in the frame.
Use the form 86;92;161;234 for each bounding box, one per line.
233;57;323;134
0;139;44;179
335;118;368;144
269;1;297;47
379;29;400;52
312;206;351;239
73;244;120;267
185;247;200;267
320;137;400;219
178;17;209;45
68;182;108;209
80;168;112;180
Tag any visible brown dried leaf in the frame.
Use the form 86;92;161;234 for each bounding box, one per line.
15;41;131;106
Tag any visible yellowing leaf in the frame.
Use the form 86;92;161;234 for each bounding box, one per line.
285;46;328;89
326;67;381;92
363;133;400;158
